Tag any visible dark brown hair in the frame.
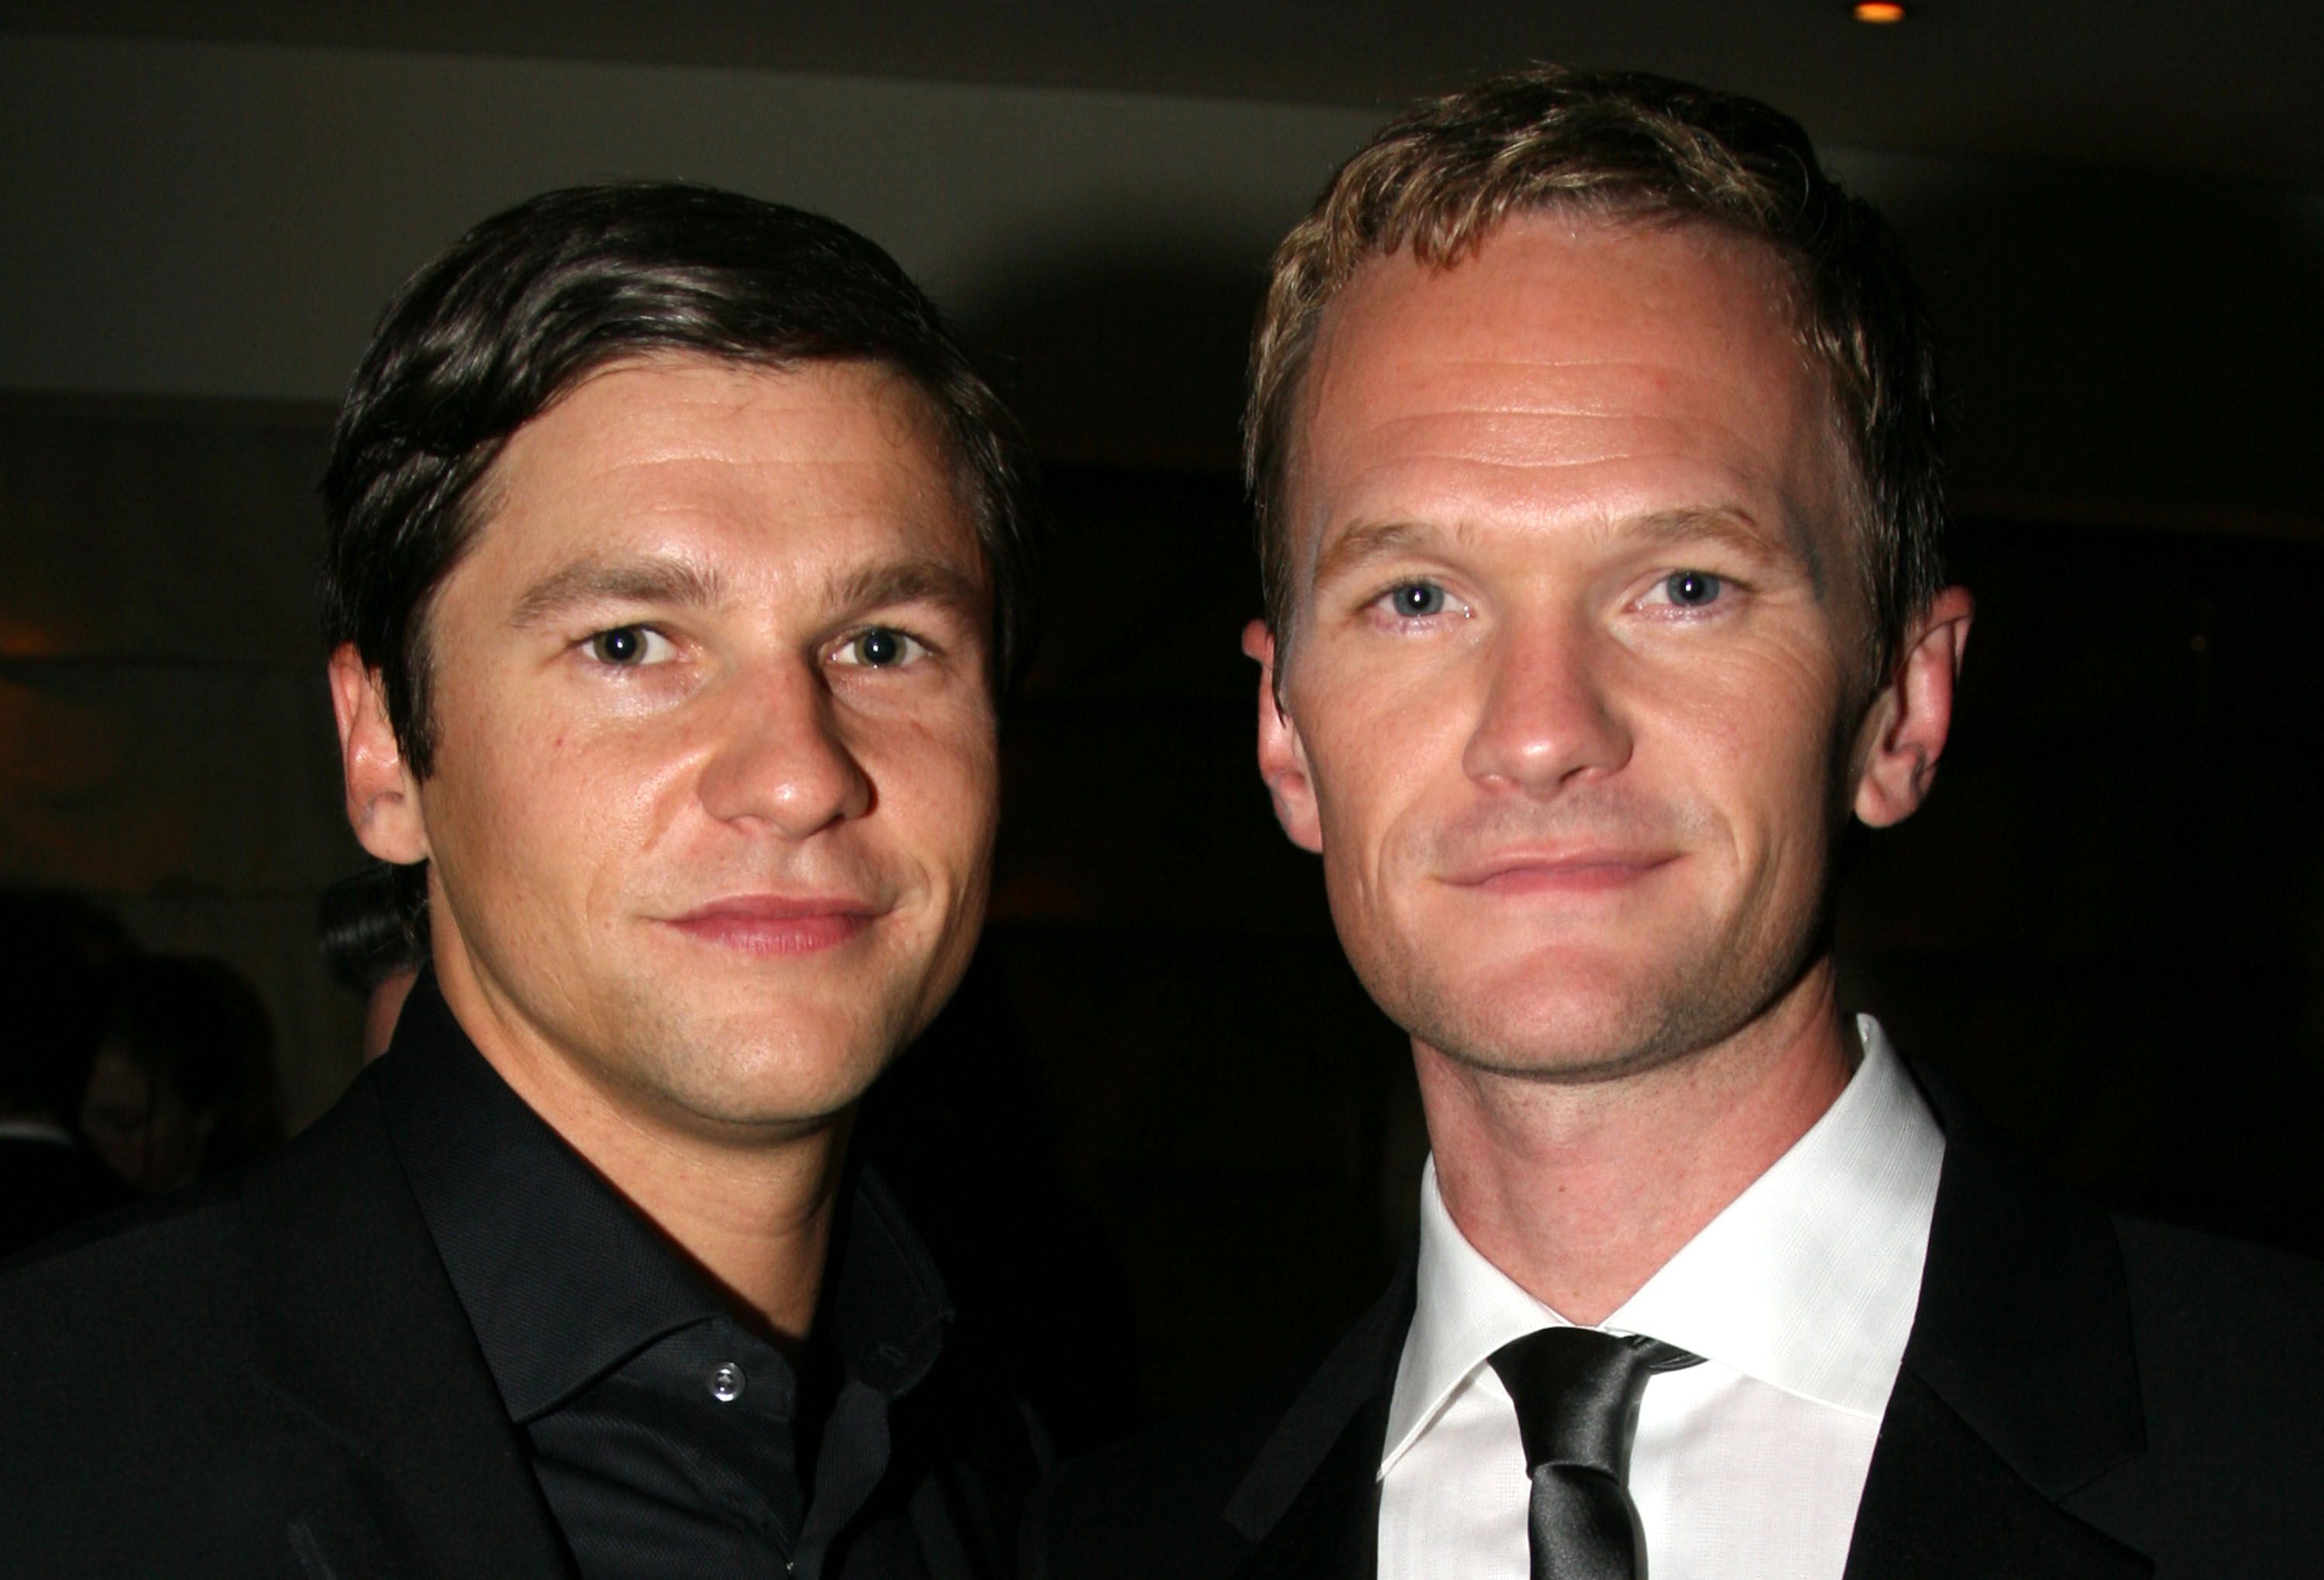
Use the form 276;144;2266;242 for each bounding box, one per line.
1247;66;1944;681
323;182;1037;777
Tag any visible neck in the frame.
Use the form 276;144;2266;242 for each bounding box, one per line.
1419;960;1855;1326
435;964;848;1344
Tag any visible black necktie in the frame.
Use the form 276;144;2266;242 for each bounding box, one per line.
1487;1328;1703;1580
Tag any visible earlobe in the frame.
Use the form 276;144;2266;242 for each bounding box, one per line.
328;644;431;864
1854;587;1975;829
1243;620;1325;854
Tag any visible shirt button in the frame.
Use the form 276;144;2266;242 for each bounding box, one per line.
708;1362;746;1403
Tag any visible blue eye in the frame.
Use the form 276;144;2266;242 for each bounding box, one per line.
1388;582;1447;617
1664;571;1723;608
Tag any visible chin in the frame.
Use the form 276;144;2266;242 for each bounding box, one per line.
1430;1004;1664;1081
603;984;908;1128
1391;945;1691;1080
666;1034;894;1129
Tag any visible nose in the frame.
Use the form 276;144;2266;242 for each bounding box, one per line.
1460;610;1633;793
696;657;873;838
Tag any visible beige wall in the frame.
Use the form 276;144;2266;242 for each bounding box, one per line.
0;35;1379;404
5;35;2316;497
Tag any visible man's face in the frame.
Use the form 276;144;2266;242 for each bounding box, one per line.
1260;215;1881;1081
349;356;998;1135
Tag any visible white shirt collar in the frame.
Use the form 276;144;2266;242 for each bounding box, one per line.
1380;1016;1945;1476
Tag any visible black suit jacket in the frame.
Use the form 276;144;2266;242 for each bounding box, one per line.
1031;1064;2324;1579
0;1063;1041;1579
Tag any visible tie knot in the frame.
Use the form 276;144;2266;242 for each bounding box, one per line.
1488;1328;1700;1479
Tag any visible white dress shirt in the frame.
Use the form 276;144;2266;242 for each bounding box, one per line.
1377;1016;1945;1580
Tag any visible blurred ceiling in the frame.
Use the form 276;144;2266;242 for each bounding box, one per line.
3;0;2319;184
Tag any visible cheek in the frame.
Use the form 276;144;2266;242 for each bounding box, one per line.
858;706;1001;878
1645;638;1844;870
1298;670;1463;889
427;667;696;919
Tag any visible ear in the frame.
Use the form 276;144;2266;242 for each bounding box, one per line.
1853;586;1975;829
1243;620;1323;854
328;643;431;864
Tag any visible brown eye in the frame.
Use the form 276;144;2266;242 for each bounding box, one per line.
834;627;923;668
587;627;673;665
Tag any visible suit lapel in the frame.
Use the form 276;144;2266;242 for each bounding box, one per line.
240;1075;574;1580
1843;1063;2151;1580
1232;1393;1387;1580
1845;1372;2147;1580
1221;1253;1414;1580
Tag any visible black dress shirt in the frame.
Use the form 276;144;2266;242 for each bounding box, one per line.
373;977;1018;1580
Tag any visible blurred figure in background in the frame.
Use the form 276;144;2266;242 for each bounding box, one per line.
317;860;430;1062
0;891;132;1256
78;953;284;1194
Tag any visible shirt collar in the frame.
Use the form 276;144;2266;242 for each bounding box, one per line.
374;972;953;1421
1380;1016;1944;1475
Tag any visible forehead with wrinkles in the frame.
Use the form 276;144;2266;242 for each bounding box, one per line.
1287;212;1855;595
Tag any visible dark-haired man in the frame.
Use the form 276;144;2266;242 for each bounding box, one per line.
1034;68;2324;1580
0;184;1042;1579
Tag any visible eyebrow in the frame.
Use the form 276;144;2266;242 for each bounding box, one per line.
1632;505;1824;593
1311;506;1799;586
1623;507;1795;569
509;556;725;629
507;550;989;636
827;558;991;623
1311;520;1435;586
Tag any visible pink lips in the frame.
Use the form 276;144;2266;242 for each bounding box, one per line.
663;896;878;956
1444;850;1675;895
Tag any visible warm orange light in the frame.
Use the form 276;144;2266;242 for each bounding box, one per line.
1854;2;1906;20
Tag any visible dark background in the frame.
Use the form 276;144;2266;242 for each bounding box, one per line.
2;5;2320;1441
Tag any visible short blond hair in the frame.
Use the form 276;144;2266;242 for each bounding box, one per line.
1246;66;1944;679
